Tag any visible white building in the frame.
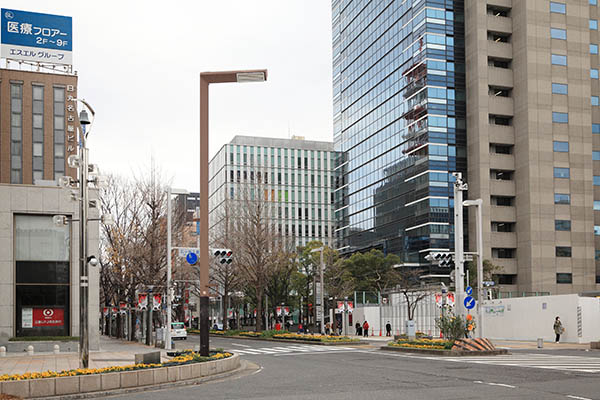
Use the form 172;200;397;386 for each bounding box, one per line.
209;135;336;248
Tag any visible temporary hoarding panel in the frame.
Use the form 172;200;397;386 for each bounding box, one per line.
1;8;72;65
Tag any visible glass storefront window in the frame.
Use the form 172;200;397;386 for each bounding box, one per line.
15;215;70;337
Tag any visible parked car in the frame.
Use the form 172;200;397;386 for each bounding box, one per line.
171;322;187;340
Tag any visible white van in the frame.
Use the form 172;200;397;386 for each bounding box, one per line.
170;322;187;340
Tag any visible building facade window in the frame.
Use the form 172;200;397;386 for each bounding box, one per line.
554;167;570;178
594;200;600;210
591;19;598;30
551;27;567;39
550;2;566;13
553;141;569;152
593;151;600;161
556;273;573;284
552;83;568;94
594;96;600;106
594;176;600;186
552;112;568;123
11;83;23;184
53;87;66;181
592;69;599;79
555;193;570;204
591;44;599;54
15;215;70;337
555;220;571;231
32;85;44;182
556;246;572;257
551;54;567;65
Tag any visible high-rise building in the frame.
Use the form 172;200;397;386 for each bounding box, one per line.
332;0;600;294
465;0;598;293
209;135;335;248
332;0;467;273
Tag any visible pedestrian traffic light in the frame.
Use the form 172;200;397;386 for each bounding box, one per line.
211;248;233;264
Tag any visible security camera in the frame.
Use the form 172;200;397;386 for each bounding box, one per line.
87;256;99;267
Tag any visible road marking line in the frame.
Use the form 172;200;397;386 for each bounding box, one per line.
273;350;359;357
566;396;592;400
231;343;251;348
487;383;516;389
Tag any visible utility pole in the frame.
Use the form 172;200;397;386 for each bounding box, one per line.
463;198;484;338
310;247;325;334
452;172;468;319
166;187;173;350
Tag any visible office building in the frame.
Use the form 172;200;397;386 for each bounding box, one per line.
0;66;100;347
332;0;467;272
332;0;600;294
209;135;335;248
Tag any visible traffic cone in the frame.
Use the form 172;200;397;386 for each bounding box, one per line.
379;329;382;336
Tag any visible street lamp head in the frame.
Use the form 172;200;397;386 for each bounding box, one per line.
79;109;91;125
236;71;266;83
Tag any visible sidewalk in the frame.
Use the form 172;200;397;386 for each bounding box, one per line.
491;339;591;350
0;336;164;376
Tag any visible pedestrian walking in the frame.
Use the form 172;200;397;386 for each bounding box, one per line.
363;320;369;337
385;321;392;336
355;322;361;336
553;316;564;343
325;321;331;335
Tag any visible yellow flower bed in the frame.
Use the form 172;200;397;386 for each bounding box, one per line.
389;342;446;350
238;331;261;337
0;351;232;382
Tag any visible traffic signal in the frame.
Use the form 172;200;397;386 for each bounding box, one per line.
425;252;454;268
211;248;233;264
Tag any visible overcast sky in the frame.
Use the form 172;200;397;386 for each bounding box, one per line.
6;1;333;190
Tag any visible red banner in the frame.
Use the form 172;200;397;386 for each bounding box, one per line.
138;293;148;310
152;294;162;311
32;308;64;327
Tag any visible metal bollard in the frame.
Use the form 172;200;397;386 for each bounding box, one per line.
53;344;60;354
27;345;34;355
0;346;6;357
537;338;544;348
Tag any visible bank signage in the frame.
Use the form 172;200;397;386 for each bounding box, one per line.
32;308;64;327
1;8;72;65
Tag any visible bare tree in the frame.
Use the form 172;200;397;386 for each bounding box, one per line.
226;179;289;331
393;268;428;321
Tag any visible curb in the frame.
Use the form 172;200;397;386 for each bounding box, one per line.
380;346;509;356
1;354;240;399
33;360;248;400
210;334;365;346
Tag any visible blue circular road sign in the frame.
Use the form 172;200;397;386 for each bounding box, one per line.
186;252;198;265
464;296;476;310
465;286;473;296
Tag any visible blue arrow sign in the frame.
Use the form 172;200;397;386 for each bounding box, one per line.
465;286;473;296
464;296;475;310
186;252;198;265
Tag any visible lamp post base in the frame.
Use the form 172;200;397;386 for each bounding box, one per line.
199;296;209;356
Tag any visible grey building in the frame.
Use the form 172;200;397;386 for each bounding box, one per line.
209;135;336;248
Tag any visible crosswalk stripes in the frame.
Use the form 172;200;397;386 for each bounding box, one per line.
229;344;358;356
440;353;600;373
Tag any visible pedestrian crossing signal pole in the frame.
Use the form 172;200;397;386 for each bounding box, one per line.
452;172;468;319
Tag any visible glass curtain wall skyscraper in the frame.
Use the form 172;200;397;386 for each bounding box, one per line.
332;0;466;268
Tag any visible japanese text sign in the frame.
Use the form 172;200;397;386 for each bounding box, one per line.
1;8;72;65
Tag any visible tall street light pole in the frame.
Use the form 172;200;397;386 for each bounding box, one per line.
166;187;189;350
452;172;468;320
75;99;95;369
199;69;267;356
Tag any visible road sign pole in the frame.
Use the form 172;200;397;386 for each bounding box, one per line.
166;187;172;350
475;200;484;338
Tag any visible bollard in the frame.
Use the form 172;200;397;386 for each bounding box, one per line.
0;346;6;357
53;344;60;354
537;338;544;348
27;345;34;355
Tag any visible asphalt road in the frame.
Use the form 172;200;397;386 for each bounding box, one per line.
105;336;600;400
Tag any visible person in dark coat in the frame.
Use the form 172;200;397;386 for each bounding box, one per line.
355;322;361;336
385;321;392;336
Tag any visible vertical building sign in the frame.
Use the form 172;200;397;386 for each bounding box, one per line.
1;8;72;66
66;85;77;158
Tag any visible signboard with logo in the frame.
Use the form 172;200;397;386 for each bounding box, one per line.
1;8;72;65
32;308;64;327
